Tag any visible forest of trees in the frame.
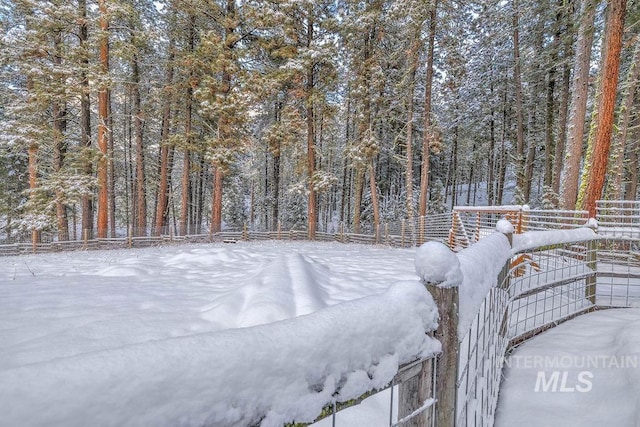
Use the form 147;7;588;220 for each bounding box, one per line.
0;0;638;242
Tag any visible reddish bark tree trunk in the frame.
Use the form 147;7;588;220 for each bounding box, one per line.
96;0;109;238
583;0;627;216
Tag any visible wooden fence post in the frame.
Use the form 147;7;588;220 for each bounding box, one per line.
409;242;461;427
429;284;459;427
448;212;459;249
243;222;248;240
398;359;433;427
585;220;598;304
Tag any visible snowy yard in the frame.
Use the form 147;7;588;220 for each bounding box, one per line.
0;242;439;426
1;237;639;426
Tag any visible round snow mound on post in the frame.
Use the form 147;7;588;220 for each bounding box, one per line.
496;219;514;234
414;241;462;288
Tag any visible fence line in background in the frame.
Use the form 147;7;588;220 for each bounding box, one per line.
0;203;615;257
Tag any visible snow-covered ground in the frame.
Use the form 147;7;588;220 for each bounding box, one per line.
0;241;440;426
496;308;640;427
2;235;638;426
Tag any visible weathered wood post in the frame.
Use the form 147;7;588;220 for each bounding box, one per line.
448;211;459;249
405;241;461;427
277;221;282;240
429;284;459;427
585;219;598;304
242;222;248;240
398;358;433;427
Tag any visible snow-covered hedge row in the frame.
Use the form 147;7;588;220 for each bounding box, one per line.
0;281;440;427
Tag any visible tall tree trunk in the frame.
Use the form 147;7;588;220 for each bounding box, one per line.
132;49;146;236
306;11;317;240
353;167;364;234
513;0;526;203
271;102;282;231
544;7;561;191
210;0;236;234
125;90;135;230
155;39;175;235
583;0;627;216
96;0;109;238
625;113;639;200
211;168;223;233
196;155;206;233
606;37;639;200
488;79;496;205
553;1;574;196
369;157;380;235
405;41;419;224
450;121;459;209
79;0;92;239
53;31;68;241
108;88;115;237
560;0;597;209
180;15;195;236
24;27;39;246
497;84;509;205
419;0;438;216
466;158;475;206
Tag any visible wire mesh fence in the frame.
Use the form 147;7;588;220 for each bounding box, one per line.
456;230;639;427
308;355;438;427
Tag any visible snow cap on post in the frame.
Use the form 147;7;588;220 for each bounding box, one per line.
415;241;462;288
496;219;514;234
496;218;514;246
585;218;598;230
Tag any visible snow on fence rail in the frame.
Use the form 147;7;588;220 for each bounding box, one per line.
0;281;441;427
449;205;590;249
